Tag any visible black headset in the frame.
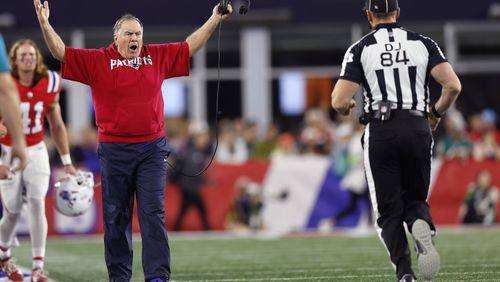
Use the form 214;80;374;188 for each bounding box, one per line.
219;0;251;15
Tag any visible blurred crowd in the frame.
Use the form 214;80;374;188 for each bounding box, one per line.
437;108;500;161
164;109;348;164
45;107;500;170
161;107;500;164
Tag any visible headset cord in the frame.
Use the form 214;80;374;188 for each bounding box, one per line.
166;18;223;178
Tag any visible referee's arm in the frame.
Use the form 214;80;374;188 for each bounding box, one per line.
331;79;360;116
428;62;462;131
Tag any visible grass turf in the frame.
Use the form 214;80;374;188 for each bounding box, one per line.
11;227;500;281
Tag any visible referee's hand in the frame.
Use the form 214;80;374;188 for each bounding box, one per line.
345;99;357;116
428;112;440;131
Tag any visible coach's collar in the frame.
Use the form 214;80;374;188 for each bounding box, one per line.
374;22;401;30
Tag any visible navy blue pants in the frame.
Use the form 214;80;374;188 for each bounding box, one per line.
98;137;170;282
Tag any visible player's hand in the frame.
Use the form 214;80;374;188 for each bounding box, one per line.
9;143;28;172
64;164;78;176
34;0;50;24
428;112;441;131
213;3;233;21
0;165;10;180
0;122;7;139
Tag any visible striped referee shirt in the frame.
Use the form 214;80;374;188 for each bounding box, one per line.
340;23;447;114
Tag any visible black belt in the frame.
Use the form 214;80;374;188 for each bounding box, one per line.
359;110;427;125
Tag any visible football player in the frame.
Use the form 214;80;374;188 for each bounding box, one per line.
0;39;77;282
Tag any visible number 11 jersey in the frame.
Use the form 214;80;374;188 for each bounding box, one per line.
1;70;61;146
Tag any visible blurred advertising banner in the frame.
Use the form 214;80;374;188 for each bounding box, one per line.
429;160;500;225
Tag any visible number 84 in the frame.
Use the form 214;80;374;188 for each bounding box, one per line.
380;50;409;67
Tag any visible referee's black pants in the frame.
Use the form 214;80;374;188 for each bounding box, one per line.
363;114;436;279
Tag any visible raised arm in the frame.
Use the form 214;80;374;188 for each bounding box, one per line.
428;62;462;131
34;0;66;62
185;4;233;57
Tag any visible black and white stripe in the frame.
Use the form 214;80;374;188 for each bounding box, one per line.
339;23;447;114
363;124;396;270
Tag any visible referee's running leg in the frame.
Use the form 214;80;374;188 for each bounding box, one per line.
363;114;439;280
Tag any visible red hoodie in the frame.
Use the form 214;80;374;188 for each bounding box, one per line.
61;42;189;143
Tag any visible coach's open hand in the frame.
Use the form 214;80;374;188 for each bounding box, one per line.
34;0;50;24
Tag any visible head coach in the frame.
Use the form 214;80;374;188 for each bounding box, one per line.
33;0;233;281
331;0;461;281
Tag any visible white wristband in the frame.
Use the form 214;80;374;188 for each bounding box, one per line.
60;154;72;166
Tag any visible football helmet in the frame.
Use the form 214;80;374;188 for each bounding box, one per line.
54;170;95;217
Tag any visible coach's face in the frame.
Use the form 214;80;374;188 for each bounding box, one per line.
114;19;143;59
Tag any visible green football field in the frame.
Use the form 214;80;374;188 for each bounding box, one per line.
11;227;500;282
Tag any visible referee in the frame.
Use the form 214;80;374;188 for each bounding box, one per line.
331;1;461;281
